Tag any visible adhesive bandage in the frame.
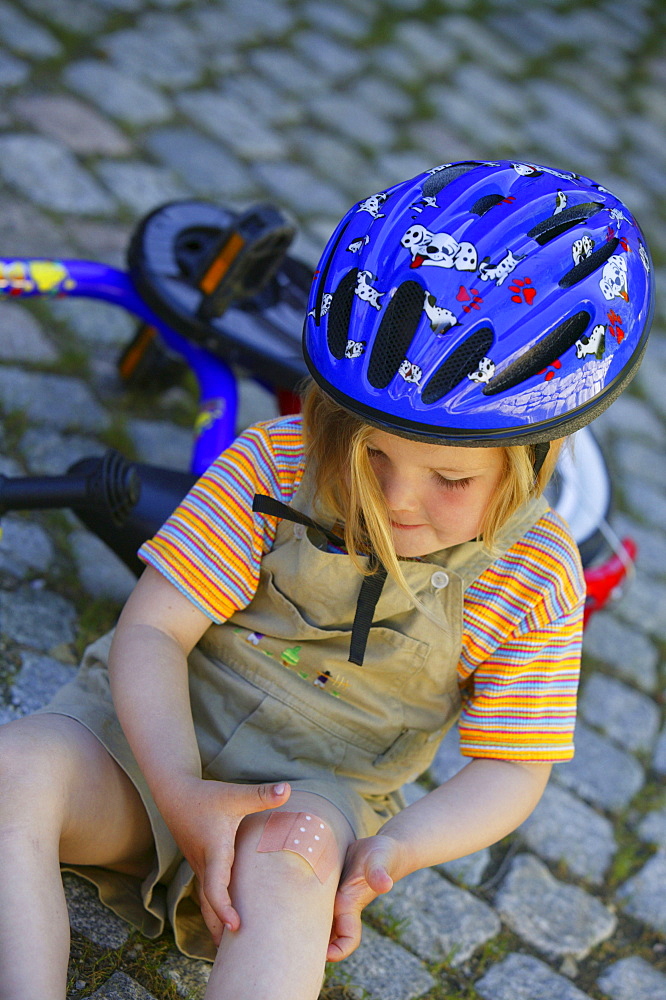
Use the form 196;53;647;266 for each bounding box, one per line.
256;811;338;883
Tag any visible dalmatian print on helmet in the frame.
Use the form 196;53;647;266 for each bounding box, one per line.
303;159;654;446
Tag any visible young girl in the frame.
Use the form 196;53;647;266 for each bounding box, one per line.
0;160;653;1000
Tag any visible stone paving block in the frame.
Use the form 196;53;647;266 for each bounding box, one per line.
0;516;55;578
47;297;135;349
62;218;132;267
613;439;666;491
288;128;377;196
611;516;666;584
621;479;666;534
19;426;106;477
99;18;204;89
95;161;190;217
306;92;396;149
452;63;525;118
369;867;501;965
64;60;172;127
554;722;645;813
593;392;666;447
368;44;424;86
0;301;58;363
0;135;115;215
247;46;327;97
494;854;617;959
0;194;75;258
652;726;666;776
0;1;61;58
63;872;131;950
0;49;29;87
394;20;457;75
70;530;137;604
436;848;491;888
252;162;350;216
437;15;520;73
578;673;660;754
89;971;157;999
0;585;77;651
126;418;192;472
597;955;666;1000
144;127;251;200
0;368;110;433
10;650;76;714
292;29;365;83
159;950;211;999
517;782;617;884
476;951;595;1000
582;612;659;692
21;0;109;33
221;75;303;130
10;95;132;157
177;90;287;160
617;850;666;934
303;1;369;40
429;85;520;150
636;806;666;849
327;923;435;1000
348;77;414;120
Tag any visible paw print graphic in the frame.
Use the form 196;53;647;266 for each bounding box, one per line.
509;277;537;304
456;285;482;313
607;309;625;343
538;359;562;382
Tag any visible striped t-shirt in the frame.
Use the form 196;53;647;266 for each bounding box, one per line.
140;416;585;762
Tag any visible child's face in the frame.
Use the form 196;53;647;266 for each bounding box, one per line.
366;430;506;557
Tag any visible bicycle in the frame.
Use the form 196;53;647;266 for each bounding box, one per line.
0;198;634;623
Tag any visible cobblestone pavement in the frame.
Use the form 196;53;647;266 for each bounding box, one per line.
1;0;666;998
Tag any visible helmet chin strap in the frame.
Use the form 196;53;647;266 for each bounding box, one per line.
532;441;550;479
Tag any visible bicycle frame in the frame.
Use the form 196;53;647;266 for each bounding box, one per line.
1;256;238;474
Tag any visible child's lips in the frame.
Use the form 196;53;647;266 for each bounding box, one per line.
390;520;424;530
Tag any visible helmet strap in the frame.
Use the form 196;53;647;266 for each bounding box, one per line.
532;442;550;479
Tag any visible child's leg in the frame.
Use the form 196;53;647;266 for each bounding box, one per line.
0;713;154;1000
204;790;355;1000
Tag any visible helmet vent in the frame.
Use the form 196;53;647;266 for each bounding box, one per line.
313;220;350;325
422;162;480;198
326;268;358;359
528;202;604;245
471;193;506;216
483;311;592;396
422;327;494;404
559;237;620;288
367;281;424;389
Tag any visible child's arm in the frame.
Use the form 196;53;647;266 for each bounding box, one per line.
108;566;291;941
328;756;550;961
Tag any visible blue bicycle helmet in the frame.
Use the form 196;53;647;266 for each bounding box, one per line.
303;159;654;446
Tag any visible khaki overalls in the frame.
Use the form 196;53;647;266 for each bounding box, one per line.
44;475;547;959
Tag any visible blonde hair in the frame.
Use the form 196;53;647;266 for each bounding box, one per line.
302;381;562;600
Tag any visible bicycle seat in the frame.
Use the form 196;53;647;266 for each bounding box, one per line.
127;200;311;390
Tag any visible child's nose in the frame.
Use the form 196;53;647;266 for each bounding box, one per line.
381;471;419;512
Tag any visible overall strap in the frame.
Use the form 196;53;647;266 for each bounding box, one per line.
252;493;387;666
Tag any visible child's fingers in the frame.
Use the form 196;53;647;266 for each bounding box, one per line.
198;890;225;947
223;780;292;818
201;855;240;933
326;908;363;962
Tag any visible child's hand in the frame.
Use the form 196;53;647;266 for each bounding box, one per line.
327;833;403;962
159;776;291;945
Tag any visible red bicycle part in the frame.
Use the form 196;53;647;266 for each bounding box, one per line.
583;537;637;625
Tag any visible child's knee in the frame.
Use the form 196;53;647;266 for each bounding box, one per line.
238;807;346;888
257;810;340;884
